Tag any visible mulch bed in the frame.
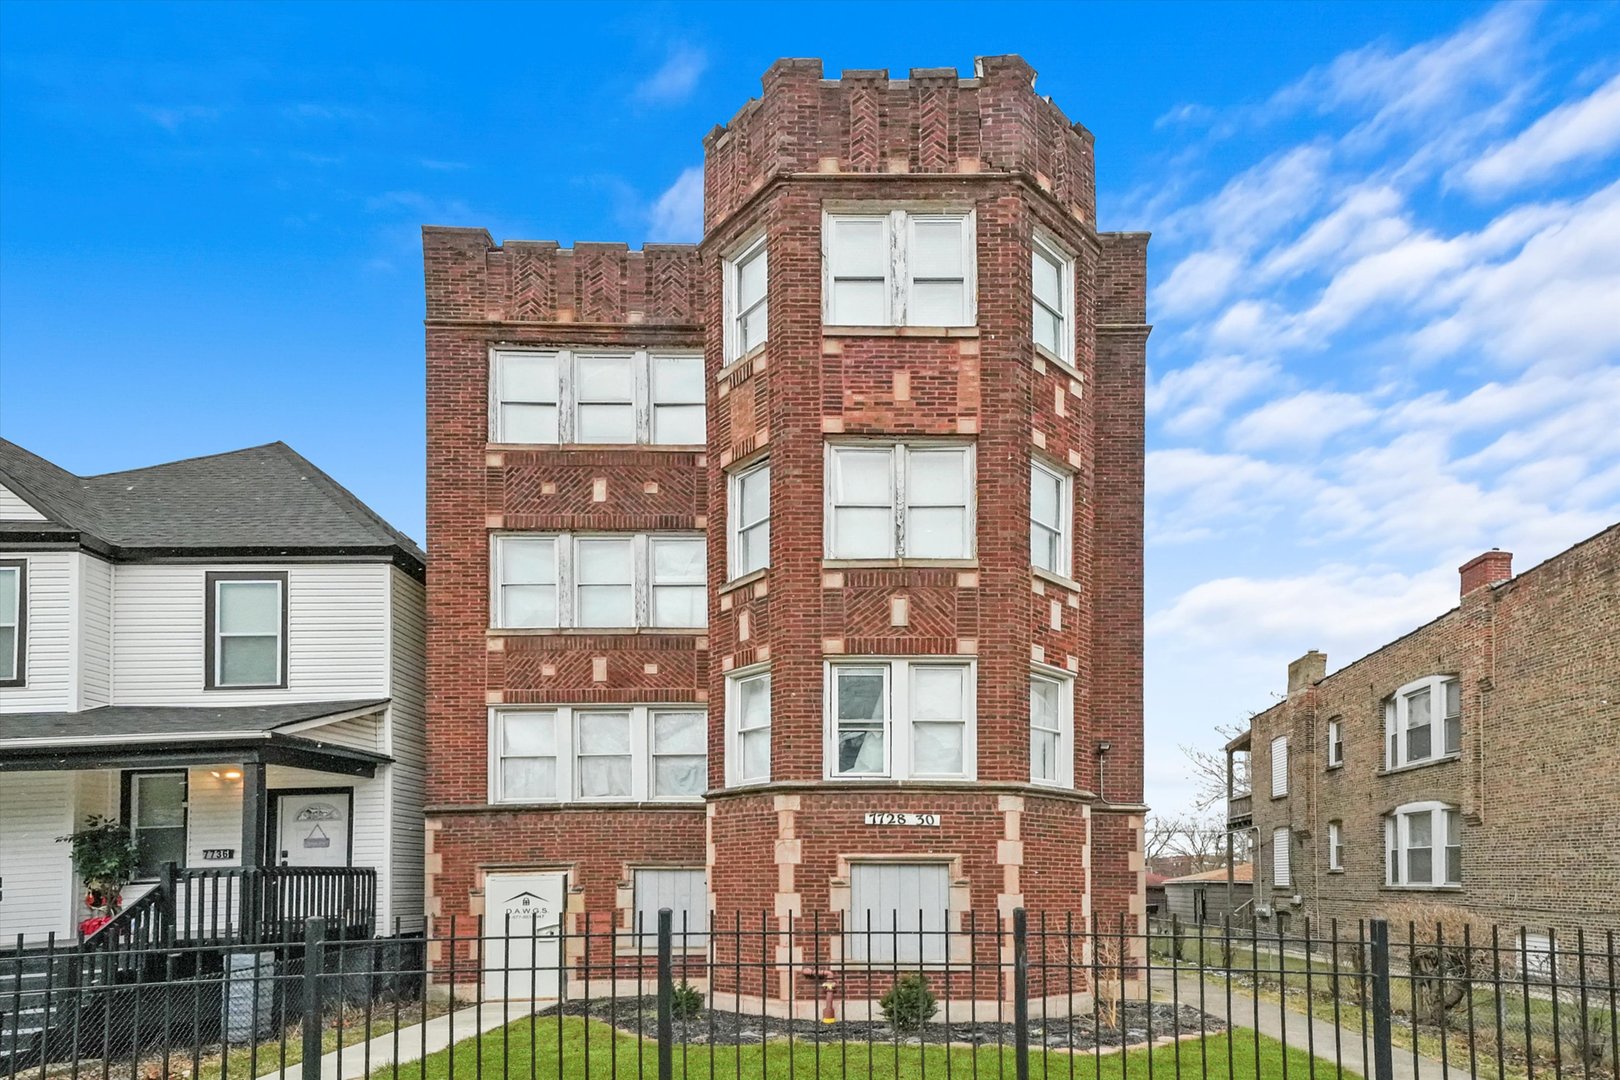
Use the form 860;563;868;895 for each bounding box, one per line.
540;997;1224;1051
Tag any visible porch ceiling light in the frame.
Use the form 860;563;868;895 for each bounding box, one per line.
211;768;244;781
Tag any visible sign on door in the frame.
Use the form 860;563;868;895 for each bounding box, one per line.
483;871;566;1000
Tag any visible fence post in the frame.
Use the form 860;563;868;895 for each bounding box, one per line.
302;919;327;1080
656;908;674;1080
1013;907;1030;1080
1369;918;1394;1080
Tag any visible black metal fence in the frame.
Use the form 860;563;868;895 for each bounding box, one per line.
3;911;1615;1079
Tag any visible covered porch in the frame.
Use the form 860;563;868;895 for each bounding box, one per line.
0;699;391;948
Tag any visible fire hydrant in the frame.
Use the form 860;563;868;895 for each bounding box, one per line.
801;968;838;1023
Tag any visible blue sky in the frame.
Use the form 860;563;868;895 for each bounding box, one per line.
3;2;1617;818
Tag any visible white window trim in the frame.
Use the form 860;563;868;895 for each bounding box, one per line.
1519;932;1555;981
489;347;705;446
490;532;707;630
212;577;285;688
1270;735;1289;798
1029;666;1075;788
1384;800;1461;889
1326;718;1344;768
724;234;768;362
1328;820;1344;871
725;665;772;787
1384;675;1460;770
824;441;976;561
823;658;977;781
0;561;24;684
726;459;771;581
1029;457;1073;578
822;209;977;328
487;705;706;804
1031;231;1076;366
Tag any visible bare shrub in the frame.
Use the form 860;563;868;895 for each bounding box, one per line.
1379;901;1495;1024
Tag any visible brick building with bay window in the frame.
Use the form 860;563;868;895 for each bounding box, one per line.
1225;524;1620;947
422;55;1149;1004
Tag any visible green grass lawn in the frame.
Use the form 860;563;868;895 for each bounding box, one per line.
378;1015;1361;1080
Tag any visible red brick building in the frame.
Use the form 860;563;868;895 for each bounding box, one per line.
422;56;1148;1003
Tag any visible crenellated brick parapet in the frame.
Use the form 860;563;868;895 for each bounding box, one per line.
424;228;702;325
703;56;1096;233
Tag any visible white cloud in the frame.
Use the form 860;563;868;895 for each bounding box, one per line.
1153;251;1244;318
1229;390;1377;451
1256;185;1410;282
1148;355;1280;435
1146;448;1307;542
647;166;704;242
634;44;708;106
1462;73;1620;194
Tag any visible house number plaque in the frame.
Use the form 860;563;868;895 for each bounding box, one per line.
862;812;940;827
201;848;236;861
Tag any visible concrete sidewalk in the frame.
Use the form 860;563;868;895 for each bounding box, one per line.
1152;969;1456;1079
253;999;543;1080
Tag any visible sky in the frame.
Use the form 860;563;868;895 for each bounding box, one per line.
3;1;1617;820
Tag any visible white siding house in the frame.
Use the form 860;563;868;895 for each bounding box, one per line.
0;439;426;943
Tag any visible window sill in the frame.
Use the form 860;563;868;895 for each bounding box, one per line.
1271;793;1288;801
487;799;706;811
1033;345;1084;383
719;568;768;596
824;774;976;784
205;684;287;692
1032;567;1081;594
487;626;709;637
616;946;710;957
717;343;768;382
1378;754;1461;777
1326;763;1344;772
486;442;706;454
823;558;978;570
1380;884;1463;893
1327;868;1345;875
822;325;980;339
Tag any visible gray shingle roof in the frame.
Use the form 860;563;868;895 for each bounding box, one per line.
0;698;391;742
0;440;422;570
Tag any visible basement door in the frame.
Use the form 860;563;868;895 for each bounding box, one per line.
483;871;566;1000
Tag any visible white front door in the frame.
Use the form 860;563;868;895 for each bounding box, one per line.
482;871;566;1000
275;792;352;868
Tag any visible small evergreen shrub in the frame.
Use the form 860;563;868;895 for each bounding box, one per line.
879;974;938;1031
670;981;704;1020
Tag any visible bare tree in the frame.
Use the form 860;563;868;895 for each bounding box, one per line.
1144;813;1231;875
1178;718;1256;814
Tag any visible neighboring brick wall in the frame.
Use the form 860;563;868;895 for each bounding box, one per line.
425;56;1149;993
1244;524;1620;938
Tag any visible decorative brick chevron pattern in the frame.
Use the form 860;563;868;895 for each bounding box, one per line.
575;245;624;323
511;245;558;321
848;86;880;170
918;84;951;171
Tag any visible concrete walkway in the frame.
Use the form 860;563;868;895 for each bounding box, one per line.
254;999;542;1080
1152;969;1456;1079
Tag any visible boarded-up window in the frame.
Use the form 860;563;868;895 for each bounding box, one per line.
1273;827;1292;888
633;869;709;948
848;863;950;964
1270;736;1289;797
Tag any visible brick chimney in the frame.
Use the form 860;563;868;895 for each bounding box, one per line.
1459;549;1513;596
1287;650;1327;695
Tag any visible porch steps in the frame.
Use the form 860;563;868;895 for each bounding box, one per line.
0;944;81;1068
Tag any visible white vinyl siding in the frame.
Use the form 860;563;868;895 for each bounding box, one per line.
490;706;707;804
78;554;113;707
0;552;70;711
726;668;771;786
725;236;768;360
1270;735;1288;798
1385;675;1461;769
0;772;76;938
110;563;390;705
492;533;707;630
1032;234;1075;364
385;568;428;931
825;443;974;561
1029;460;1072;577
847;863;950;964
0;482;48;521
490;349;705;446
727;461;771;579
823;211;975;327
826;660;974;780
1272;827;1292;888
632;868;709;947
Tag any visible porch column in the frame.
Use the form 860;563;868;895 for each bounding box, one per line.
240;762;267;867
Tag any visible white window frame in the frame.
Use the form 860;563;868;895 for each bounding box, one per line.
489;348;705;446
0;561;24;686
823;659;976;781
1384;801;1461;888
824;442;975;561
822;210;976;328
631;868;710;949
726;666;772;787
1273;826;1292;888
1029;668;1075;787
727;460;771;580
1326;718;1344;768
1270;735;1289;798
211;577;285;689
488;705;706;804
1031;232;1075;366
490;532;707;630
1029;458;1073;578
724;235;768;361
1519;932;1555;981
1328;820;1344;871
845;861;952;965
1384;675;1461;770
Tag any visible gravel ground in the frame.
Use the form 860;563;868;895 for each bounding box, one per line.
540;997;1225;1051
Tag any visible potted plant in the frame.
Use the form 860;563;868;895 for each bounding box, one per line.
58;815;140;936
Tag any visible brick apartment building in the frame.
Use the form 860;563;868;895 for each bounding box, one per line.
1225;524;1619;947
422;56;1148;1002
